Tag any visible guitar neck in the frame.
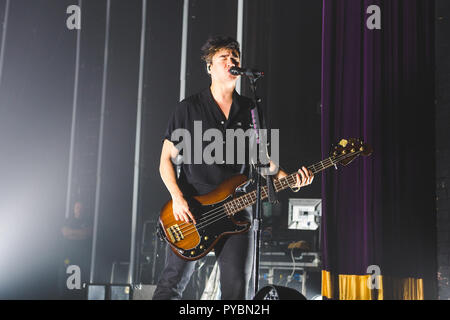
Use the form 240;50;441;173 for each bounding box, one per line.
224;157;338;216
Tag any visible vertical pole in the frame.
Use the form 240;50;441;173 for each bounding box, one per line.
0;0;10;89
90;0;111;284
128;0;147;286
65;0;83;219
236;0;244;94
179;0;189;101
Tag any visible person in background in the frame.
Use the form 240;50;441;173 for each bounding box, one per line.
59;200;93;299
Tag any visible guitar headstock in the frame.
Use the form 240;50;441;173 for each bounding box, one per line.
330;138;373;166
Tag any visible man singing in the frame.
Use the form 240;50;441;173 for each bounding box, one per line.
153;35;313;300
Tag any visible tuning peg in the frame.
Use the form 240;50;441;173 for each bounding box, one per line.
339;139;348;147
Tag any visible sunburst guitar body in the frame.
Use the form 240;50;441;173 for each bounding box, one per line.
158;175;252;261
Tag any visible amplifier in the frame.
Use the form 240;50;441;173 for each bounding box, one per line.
87;284;131;300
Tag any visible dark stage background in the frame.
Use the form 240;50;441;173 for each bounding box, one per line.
0;0;446;300
0;0;322;299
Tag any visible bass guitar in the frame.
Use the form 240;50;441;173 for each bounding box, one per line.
158;138;372;261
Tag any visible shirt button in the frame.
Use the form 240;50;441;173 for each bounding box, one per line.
220;121;225;125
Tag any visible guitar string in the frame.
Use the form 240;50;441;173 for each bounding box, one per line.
173;150;362;238
175;155;333;231
179;193;259;239
180;170;317;238
178;188;269;236
175;171;299;234
177;151;364;240
172;150;364;238
175;150;362;237
174;173;294;232
178;150;358;229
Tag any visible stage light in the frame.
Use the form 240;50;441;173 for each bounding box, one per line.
288;198;322;230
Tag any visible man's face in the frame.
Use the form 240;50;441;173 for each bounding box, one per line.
208;48;240;84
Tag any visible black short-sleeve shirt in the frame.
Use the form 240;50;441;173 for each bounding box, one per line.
164;87;255;196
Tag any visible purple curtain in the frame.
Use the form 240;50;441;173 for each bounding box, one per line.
321;0;437;299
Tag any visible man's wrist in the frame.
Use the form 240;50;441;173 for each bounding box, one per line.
276;169;287;179
171;190;184;200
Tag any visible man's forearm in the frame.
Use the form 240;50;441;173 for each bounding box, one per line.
160;157;183;199
268;160;288;179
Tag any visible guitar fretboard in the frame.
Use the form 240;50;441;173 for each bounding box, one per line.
223;157;339;216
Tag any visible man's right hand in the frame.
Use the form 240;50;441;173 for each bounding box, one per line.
172;194;197;224
160;139;196;225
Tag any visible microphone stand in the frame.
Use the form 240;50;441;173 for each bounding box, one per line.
245;73;275;298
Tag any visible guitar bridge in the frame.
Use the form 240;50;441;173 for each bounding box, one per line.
167;224;184;243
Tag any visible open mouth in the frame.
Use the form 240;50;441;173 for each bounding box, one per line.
228;67;238;75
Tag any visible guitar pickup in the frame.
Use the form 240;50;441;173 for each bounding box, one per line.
167;224;184;243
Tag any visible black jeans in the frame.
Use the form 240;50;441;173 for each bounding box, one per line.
152;227;254;300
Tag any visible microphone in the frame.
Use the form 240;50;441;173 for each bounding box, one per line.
229;66;264;78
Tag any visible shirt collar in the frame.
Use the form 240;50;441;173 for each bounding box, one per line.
205;87;241;124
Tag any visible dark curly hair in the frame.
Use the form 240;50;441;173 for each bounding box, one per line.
200;35;241;65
